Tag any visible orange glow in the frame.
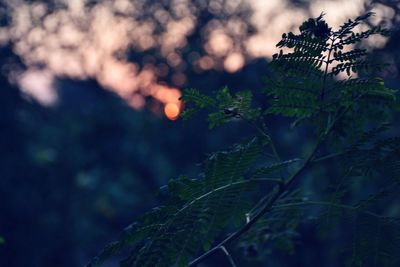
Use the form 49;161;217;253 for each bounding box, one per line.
164;103;180;120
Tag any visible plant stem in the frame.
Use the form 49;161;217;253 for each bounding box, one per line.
189;99;354;266
239;115;282;164
272;201;385;219
320;37;335;102
311;150;348;164
189;77;364;266
189;138;320;266
220;246;238;267
175;178;282;216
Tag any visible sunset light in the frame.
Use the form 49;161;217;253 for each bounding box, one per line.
164;102;180;121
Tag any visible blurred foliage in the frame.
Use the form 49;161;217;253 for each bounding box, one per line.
181;87;261;128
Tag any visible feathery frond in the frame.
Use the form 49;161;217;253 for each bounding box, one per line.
90;13;398;267
87;138;292;267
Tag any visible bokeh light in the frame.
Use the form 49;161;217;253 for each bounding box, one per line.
0;0;397;118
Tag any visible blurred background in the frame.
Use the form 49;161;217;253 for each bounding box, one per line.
0;0;399;266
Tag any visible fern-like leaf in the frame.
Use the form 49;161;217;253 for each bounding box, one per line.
87;138;269;267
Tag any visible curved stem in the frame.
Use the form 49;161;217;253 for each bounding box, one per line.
189;139;320;266
189;100;354;266
189;75;365;266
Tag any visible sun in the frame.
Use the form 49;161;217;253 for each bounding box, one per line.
164;103;180;120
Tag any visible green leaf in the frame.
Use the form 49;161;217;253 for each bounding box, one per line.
88;138;267;267
180;88;216;108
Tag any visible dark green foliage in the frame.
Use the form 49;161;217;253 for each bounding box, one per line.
266;12;394;126
181;86;261;129
88;138;287;267
90;13;399;267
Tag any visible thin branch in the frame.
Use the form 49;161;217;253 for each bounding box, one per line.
311;150;349;164
260;121;283;165
219;246;238;267
239;115;288;184
246;190;278;219
190;100;354;267
272;201;386;219
174;178;282;216
320;37;336;102
190;56;368;266
189;140;319;266
239;114;282;165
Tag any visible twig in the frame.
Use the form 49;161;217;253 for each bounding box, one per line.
320;36;336;102
272;201;386;219
189;101;353;266
220;246;238;267
311;150;348;164
238;115;281;162
189;141;319;266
